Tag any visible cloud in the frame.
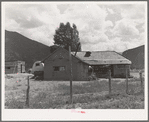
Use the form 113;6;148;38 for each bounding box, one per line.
82;36;144;52
5;3;62;45
107;8;114;14
81;33;109;45
5;19;20;31
120;4;145;20
82;38;123;52
4;2;146;52
138;32;146;45
20;25;54;46
5;4;45;29
63;4;108;30
113;18;139;38
62;4;113;45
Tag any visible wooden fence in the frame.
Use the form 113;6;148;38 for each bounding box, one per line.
108;69;144;95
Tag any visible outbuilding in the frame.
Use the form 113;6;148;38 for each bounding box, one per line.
5;60;25;74
42;47;131;81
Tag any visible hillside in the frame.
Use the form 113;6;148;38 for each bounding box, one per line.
5;30;58;70
5;30;145;70
122;45;144;69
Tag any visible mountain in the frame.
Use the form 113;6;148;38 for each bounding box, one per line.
5;30;144;70
5;30;58;70
122;45;144;69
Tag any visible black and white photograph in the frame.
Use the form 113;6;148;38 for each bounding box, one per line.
1;1;148;121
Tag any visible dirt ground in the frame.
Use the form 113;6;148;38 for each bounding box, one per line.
4;72;144;109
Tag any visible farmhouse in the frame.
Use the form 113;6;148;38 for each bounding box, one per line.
74;51;131;78
5;60;25;74
42;47;131;81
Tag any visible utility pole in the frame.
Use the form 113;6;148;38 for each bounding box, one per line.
69;46;73;104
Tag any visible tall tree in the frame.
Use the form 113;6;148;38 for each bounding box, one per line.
53;22;81;52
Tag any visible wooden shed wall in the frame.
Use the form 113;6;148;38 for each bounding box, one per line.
5;66;18;74
5;61;25;74
113;64;130;77
17;61;25;73
44;48;89;81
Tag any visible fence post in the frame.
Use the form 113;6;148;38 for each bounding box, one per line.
69;46;73;104
108;69;111;95
126;68;128;94
139;71;143;92
26;76;30;107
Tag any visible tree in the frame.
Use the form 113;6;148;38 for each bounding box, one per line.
53;22;81;52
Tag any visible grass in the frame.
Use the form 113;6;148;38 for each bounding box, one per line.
5;72;144;109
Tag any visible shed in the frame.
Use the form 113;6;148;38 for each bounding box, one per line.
5;60;25;74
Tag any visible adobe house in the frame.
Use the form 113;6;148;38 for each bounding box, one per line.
42;47;131;81
42;47;89;81
73;51;132;78
5;60;25;74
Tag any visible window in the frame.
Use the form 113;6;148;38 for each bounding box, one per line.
5;67;11;69
53;66;65;71
59;67;65;71
36;63;40;66
117;65;125;69
54;66;59;71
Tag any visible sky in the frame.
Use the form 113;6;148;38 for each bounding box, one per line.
4;2;147;52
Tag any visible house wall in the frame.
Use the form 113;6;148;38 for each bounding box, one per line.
17;61;25;73
113;64;130;77
44;48;89;81
5;61;17;74
5;61;25;74
75;61;89;81
5;66;17;74
91;64;130;78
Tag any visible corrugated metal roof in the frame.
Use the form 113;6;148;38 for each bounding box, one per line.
71;51;131;65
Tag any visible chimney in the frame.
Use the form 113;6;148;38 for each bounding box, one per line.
84;51;91;57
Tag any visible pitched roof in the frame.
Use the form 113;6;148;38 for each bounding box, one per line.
42;46;131;65
42;46;89;65
71;51;131;65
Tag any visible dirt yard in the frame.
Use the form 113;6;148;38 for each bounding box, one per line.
5;72;144;109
